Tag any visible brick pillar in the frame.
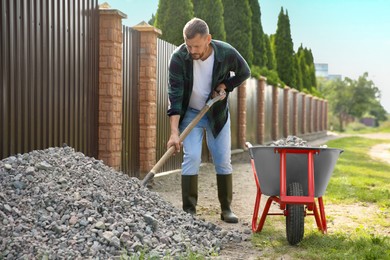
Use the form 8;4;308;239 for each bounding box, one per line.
292;89;298;136
238;82;247;149
308;95;313;133
132;22;162;177
301;93;306;134
283;87;290;138
98;6;127;169
271;85;279;141
257;77;266;144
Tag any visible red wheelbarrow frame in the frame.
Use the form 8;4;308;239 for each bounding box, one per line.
250;147;328;234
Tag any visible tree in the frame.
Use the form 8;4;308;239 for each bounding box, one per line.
192;0;226;41
293;53;302;91
222;0;253;66
249;0;266;67
264;34;276;70
148;14;156;25
154;0;194;46
274;8;294;87
318;72;387;130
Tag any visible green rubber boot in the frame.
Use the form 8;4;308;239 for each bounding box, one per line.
217;174;238;223
181;175;198;215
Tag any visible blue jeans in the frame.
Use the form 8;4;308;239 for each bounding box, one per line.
179;108;232;176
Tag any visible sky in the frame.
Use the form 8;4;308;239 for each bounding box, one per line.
99;0;390;113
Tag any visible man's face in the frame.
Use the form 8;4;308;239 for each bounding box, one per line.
185;33;211;60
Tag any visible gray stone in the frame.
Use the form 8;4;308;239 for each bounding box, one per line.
0;146;245;259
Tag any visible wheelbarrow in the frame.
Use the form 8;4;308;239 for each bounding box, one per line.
246;142;343;245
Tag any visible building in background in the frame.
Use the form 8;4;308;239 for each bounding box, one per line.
315;63;342;80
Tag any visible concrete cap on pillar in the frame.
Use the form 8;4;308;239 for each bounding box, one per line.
132;21;162;35
99;2;127;19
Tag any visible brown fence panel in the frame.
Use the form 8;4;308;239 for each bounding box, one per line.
245;78;258;144
297;93;304;135
155;38;183;173
0;0;99;159
121;26;140;177
264;85;273;143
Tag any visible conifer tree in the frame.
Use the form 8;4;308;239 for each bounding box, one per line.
192;0;226;41
222;0;253;66
249;0;266;67
154;0;194;46
274;8;294;87
293;53;302;90
264;34;276;70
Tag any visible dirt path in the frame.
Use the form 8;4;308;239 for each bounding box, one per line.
151;132;390;259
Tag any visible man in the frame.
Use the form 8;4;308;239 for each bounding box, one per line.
167;18;250;223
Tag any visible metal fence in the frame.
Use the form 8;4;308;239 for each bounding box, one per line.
245;78;258;145
0;0;99;159
155;38;183;173
121;26;140;177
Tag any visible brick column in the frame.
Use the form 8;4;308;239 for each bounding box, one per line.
132;22;162;177
238;82;247;149
308;95;313;133
98;6;127;169
301;93;306;134
271;85;279;141
257;77;266;144
283;87;290;137
292;89;299;136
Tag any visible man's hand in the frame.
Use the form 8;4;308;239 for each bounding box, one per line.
167;132;181;155
212;83;227;100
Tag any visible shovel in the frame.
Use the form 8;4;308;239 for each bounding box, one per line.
140;93;225;187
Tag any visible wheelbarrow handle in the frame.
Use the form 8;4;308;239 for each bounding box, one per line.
141;94;225;187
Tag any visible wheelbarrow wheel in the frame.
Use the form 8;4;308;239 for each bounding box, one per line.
286;182;304;245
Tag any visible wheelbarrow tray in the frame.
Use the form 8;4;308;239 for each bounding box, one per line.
248;146;343;197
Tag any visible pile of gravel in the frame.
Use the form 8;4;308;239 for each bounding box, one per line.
0;146;244;259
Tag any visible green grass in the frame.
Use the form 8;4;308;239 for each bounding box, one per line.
252;136;390;259
252;219;390;260
325;137;390;207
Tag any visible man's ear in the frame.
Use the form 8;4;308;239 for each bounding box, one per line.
207;34;212;44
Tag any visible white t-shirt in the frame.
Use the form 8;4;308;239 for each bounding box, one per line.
189;50;215;110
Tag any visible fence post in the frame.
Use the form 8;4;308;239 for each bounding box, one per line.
271;85;279;140
283;86;290;137
257;77;266;144
238;81;247;149
132;22;162;178
292;89;299;136
98;6;127;169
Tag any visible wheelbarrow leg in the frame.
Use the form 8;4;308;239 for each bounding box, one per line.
312;198;327;234
312;202;323;232
252;194;275;232
318;197;327;233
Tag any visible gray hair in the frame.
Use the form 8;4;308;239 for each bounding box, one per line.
183;18;209;40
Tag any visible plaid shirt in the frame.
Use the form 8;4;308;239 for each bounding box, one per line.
167;40;250;137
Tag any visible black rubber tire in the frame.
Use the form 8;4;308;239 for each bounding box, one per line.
286;182;305;245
